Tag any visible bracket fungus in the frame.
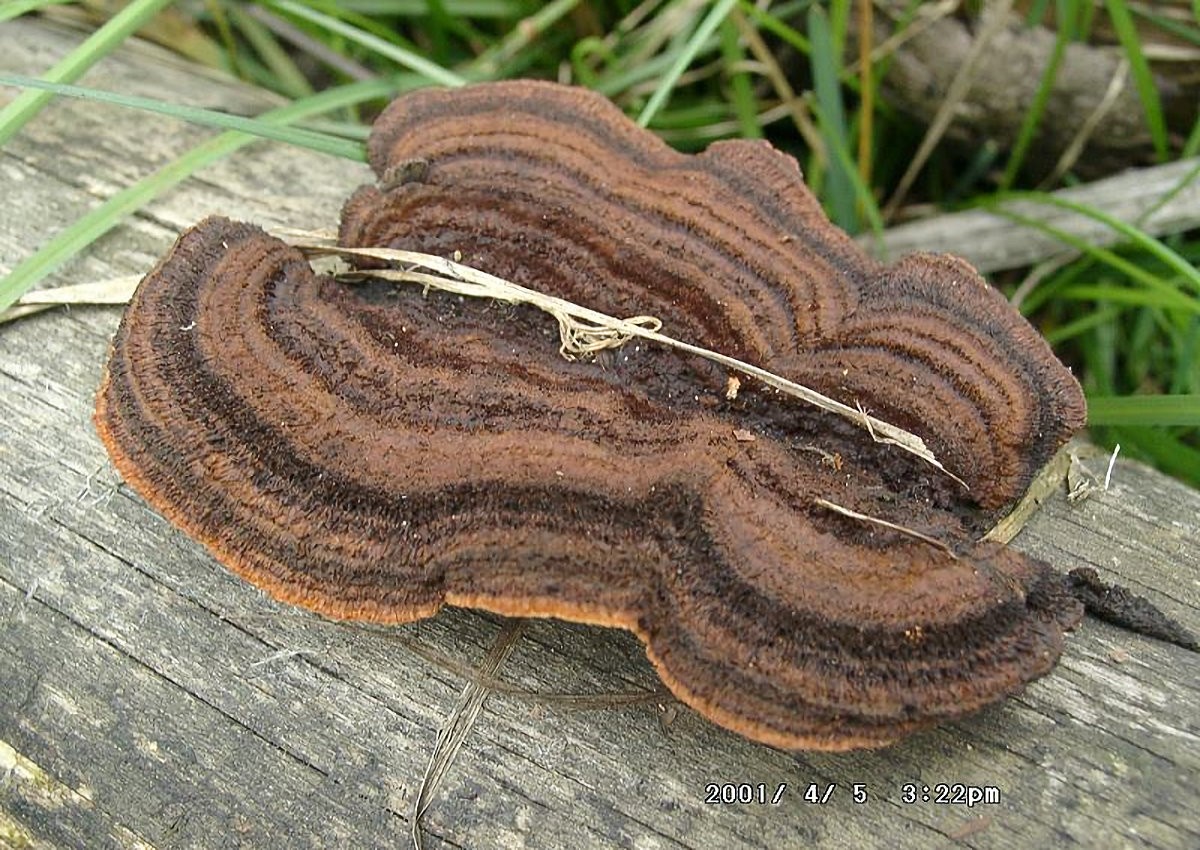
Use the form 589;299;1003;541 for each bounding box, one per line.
96;81;1089;751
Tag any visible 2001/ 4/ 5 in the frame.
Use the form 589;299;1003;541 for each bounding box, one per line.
704;783;865;805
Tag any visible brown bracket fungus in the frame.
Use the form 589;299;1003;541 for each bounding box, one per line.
95;81;1088;751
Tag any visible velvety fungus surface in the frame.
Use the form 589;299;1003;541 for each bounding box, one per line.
96;81;1087;750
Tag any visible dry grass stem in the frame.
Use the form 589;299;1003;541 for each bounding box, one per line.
0;275;142;323
882;0;1014;219
813;497;957;558
292;238;960;483
412;620;525;850
1042;59;1130;189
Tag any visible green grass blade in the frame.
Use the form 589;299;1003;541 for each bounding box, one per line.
738;1;809;54
1133;157;1200;226
265;0;467;87
1001;192;1200;295
1024;0;1052;23
1184;112;1200;158
808;3;856;230
1107;426;1200;482
637;0;739;128
0;0;73;24
298;119;371;141
205;0;240;78
0;0;176;146
809;99;884;240
422;0;454;62
469;0;582;78
1103;0;1169;161
1043;304;1124;344
1000;0;1073;189
593;48;687;98
0;79;396;316
946;139;1001;203
718;16;760;139
0;73;365;160
1058;283;1200;316
1129;6;1200;48
1088;394;1200;426
337;0;525;14
994;211;1197;314
228;5;314;99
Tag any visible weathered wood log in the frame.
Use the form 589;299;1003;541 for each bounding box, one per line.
2;18;1196;850
859;156;1200;274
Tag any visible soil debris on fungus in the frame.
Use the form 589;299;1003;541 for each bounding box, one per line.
95;80;1092;751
